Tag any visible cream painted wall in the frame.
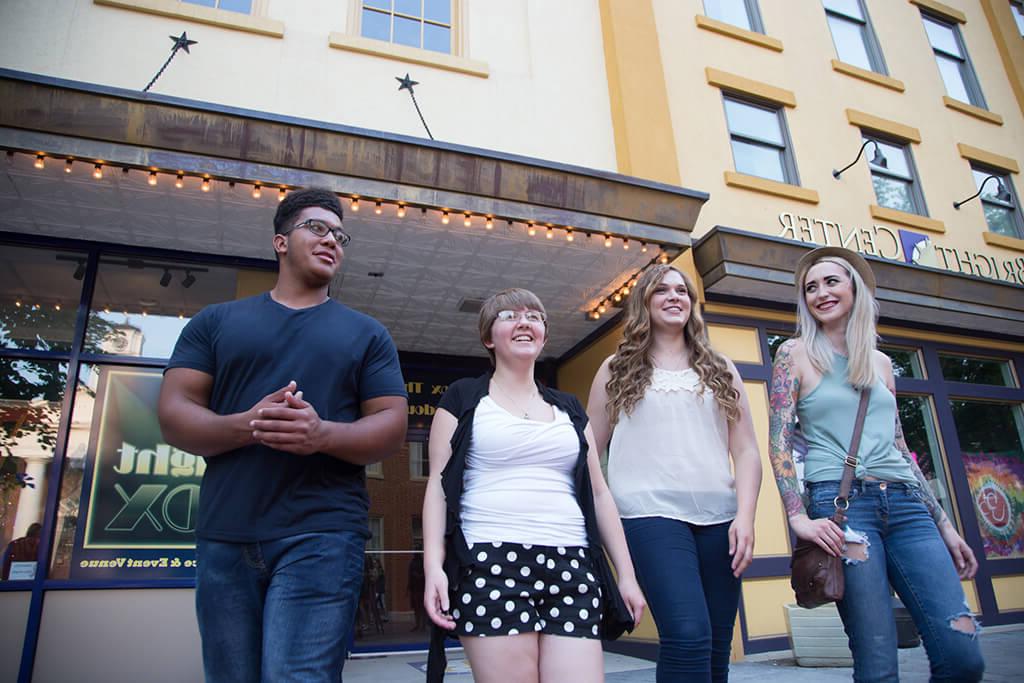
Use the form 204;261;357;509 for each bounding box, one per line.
0;0;618;171
653;0;1024;262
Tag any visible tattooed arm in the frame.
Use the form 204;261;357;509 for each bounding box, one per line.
770;339;845;556
879;352;977;578
769;340;805;519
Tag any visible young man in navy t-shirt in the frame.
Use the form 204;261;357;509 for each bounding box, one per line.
159;188;408;681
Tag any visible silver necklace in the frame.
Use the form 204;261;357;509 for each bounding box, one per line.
491;379;537;419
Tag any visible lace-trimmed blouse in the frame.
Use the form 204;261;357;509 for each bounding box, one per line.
607;367;737;525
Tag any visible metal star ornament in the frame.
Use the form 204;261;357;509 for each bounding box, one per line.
395;73;434;140
143;31;199;92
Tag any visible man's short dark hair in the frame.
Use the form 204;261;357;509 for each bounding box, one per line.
273;188;345;234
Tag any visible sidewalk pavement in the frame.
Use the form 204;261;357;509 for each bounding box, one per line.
344;624;1022;682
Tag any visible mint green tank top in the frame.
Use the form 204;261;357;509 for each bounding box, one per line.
798;354;916;484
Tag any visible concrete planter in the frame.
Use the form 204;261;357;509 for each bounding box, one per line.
784;603;854;667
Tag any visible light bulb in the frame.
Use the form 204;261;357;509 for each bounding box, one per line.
641;242;648;253
201;178;211;192
604;236;612;248
93;164;103;179
441;211;450;225
528;223;537;237
279;188;287;202
175;174;184;188
351;198;360;212
65;159;73;173
598;303;607;314
397;204;406;218
34;154;45;169
623;239;629;250
148;171;158;186
375;201;383;215
566;230;574;242
252;184;262;199
464;214;472;227
485;217;493;230
546;227;554;239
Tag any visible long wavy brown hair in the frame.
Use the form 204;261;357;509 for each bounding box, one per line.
606;265;740;428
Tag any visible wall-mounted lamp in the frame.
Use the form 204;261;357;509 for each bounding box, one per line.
953;175;1013;210
160;268;172;287
833;140;887;179
182;270;196;288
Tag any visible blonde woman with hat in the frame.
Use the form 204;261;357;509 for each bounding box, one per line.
769;246;984;682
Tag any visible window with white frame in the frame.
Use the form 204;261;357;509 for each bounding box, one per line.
723;95;798;184
823;0;887;73
409;440;429;480
704;0;765;33
366;460;383;478
921;13;987;108
1012;1;1024;37
367;516;384;552
181;0;252;13
970;166;1023;239
361;0;452;54
864;135;927;215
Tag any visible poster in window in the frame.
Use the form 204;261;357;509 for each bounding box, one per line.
962;452;1024;560
71;367;200;579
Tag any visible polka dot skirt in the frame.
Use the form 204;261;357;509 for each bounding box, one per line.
451;541;603;639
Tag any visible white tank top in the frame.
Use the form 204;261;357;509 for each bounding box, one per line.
461;396;588;547
608;368;737;525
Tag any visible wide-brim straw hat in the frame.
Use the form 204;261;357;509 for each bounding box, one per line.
794;246;877;295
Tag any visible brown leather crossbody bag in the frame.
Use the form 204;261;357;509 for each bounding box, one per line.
790;388;871;609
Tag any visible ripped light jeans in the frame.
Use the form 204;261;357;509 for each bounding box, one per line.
806;480;985;683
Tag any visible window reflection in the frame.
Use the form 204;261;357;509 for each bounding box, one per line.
0;245;87;352
881;345;924;379
939;353;1016;387
84;258;273;359
0;358;67;582
897;395;955;524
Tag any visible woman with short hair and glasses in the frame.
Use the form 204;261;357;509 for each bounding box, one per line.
422;288;645;682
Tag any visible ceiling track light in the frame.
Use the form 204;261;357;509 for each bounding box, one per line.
623;239;629;250
159;268;172;287
397;204;406;218
73;260;87;281
527;223;537;237
546;227;554;239
34;154;45;169
375;201;383;215
148;171;158;186
65;159;73;173
464;213;472;227
485;217;493;230
93;163;103;179
175;173;184;188
182;270;196;288
566;229;574;242
279;188;287;202
252;184;262;199
201;178;211;192
604;235;612;248
441;211;450;225
351;197;360;212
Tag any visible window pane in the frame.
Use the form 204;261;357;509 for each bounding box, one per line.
868;139;910;177
731;140;786;182
972;170;1011;204
1014;2;1024;37
936;55;971;102
362;8;391;41
828;15;873;70
872;174;916;213
423;0;450;24
951;400;1024;560
83;257;273;360
705;0;752;30
394;0;421;17
408;441;428;479
724;99;783;144
393;15;421;47
882;346;924;379
0;359;67;582
423;23;450;53
984;204;1020;237
824;0;863;20
897;395;956;526
939;354;1016;386
1;245;87;352
363;0;391;9
766;332;792;363
182;0;216;7
50;364;202;580
923;17;961;56
216;0;252;13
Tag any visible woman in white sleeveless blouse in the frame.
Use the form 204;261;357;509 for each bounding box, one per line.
587;265;762;683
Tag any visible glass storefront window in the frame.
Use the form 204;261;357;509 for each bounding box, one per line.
51;363;203;580
1;358;68;582
0;244;87;352
766;331;791;363
83;257;274;359
882;345;925;379
897;395;955;524
939;353;1016;387
950;400;1024;560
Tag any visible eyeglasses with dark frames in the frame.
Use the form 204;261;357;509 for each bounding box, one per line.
288;218;351;246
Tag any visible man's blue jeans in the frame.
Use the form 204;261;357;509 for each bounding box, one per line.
195;531;366;682
622;517;740;683
807;481;985;683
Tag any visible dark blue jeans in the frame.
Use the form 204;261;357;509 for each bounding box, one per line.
195;530;366;683
807;481;985;683
623;517;740;683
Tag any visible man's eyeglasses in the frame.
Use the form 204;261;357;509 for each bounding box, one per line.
496;310;546;324
288;218;351;246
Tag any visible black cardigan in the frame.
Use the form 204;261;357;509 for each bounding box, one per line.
426;373;634;681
